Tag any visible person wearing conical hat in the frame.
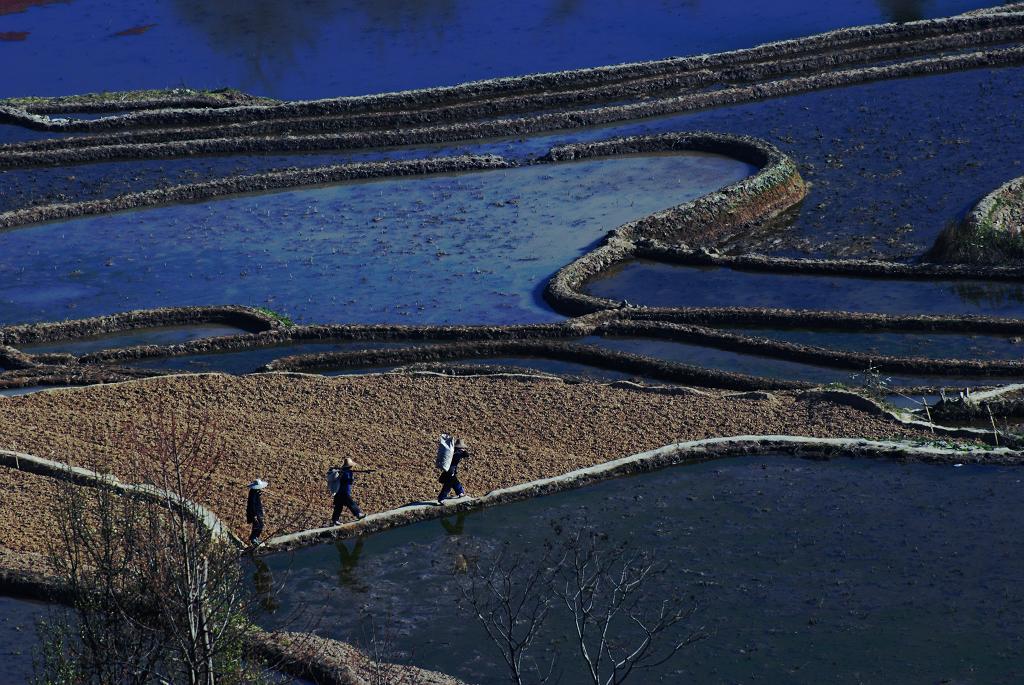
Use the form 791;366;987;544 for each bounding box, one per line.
330;457;368;526
246;478;267;546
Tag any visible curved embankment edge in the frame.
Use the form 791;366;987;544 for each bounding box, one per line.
0;373;1011;558
262;433;1020;553
0;445;461;684
0;448;242;547
4;46;1024;165
0;430;1007;685
929;382;1024;420
0;155;512;230
931;174;1024;264
5;130;1024;390
3;7;1024;140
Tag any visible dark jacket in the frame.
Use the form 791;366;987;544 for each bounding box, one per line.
246;489;264;523
445;448;469;481
340;467;355;497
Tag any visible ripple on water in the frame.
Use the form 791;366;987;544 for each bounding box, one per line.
0;153;753;327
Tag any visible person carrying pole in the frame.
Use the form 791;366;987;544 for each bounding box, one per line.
437;438;471;504
328;457;371;525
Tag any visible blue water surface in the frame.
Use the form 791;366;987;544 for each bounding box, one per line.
0;152;752;326
0;0;997;99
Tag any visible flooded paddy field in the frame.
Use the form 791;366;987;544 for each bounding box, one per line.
587;260;1024;317
4;65;1023;257
260;455;1024;684
0;152;751;326
4;5;1024;681
18;323;245;355
0;596;49;683
586;336;1021;389
302;338;1020;390
544;65;1024;259
724;327;1024;361
124;341;420;375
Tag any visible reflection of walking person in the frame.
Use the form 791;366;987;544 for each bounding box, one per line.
246;479;267;545
335;537;366;590
438;439;471;504
440;511;467;535
329;458;369;525
252;558;280;611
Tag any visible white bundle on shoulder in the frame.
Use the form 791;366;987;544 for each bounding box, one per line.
436;433;455;471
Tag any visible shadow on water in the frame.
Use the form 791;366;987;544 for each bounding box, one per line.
876;0;929;23
254;455;1024;684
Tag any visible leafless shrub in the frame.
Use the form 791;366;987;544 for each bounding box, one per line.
460;541;563;685
462;522;705;685
33;408;318;684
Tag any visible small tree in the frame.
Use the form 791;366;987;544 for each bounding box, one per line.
35;410;279;684
461;524;705;685
460;542;563;685
557;530;704;685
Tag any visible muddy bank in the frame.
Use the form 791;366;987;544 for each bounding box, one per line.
4;10;1024;136
932;174;1024;264
9;301;1024;396
251;631;467;685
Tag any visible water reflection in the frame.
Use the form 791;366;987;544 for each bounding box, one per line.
439;512;466;536
354;0;457;32
951;282;1024;309
252;557;281;612
170;0;337;93
170;0;458;94
875;0;929;22
335;537;367;592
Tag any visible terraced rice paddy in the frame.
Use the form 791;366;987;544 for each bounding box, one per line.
4;2;1024;682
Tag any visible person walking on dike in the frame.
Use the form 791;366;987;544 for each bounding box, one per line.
328;457;369;525
438;438;471;504
247;479;268;546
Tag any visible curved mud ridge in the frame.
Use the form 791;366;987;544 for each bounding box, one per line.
4;10;1024;399
932;173;1024;264
2;6;1024;154
0;447;240;546
6;130;1024;393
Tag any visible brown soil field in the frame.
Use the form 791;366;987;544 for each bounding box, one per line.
0;372;929;552
0;468;59;557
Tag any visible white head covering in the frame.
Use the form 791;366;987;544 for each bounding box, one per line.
248;479;268;490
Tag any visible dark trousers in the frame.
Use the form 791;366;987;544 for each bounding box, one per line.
249;518;264;544
438;477;465;502
333;491;362;521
